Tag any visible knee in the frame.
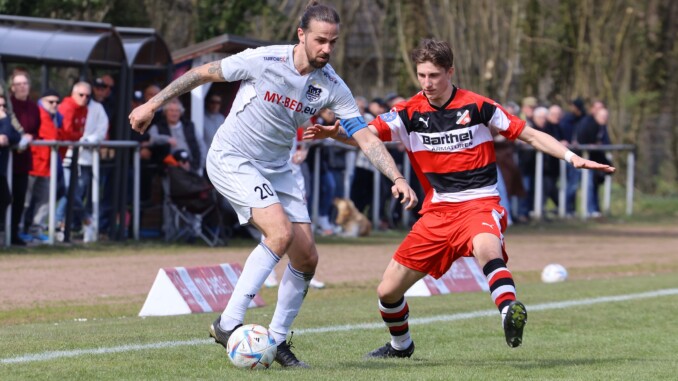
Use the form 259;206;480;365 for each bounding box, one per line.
376;282;402;304
265;223;295;254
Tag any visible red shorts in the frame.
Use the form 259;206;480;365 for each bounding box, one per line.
394;198;508;279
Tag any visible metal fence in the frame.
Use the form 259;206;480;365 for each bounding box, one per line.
3;140;140;247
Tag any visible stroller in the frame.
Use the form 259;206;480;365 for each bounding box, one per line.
164;164;222;246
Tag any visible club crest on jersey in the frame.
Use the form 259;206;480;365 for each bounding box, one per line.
306;85;322;101
456;110;471;125
380;111;397;122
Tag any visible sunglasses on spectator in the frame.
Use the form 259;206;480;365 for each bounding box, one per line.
0;103;6;108
78;93;91;98
45;100;59;105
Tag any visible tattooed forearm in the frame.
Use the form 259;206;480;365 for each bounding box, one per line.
207;61;225;80
334;127;359;147
363;141;400;181
150;70;203;108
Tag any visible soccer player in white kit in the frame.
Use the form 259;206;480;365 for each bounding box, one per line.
129;2;417;368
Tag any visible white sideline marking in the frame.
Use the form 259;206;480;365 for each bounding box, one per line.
2;288;677;365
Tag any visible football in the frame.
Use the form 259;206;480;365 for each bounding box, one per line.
541;263;568;283
226;324;277;369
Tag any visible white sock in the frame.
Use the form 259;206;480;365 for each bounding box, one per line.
220;243;280;331
268;264;313;344
501;305;509;325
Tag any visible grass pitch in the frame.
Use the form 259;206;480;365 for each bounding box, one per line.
1;271;677;380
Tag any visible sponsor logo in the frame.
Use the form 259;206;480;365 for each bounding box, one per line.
482;222;494;229
322;70;338;84
456;110;471;125
264;90;317;115
380;111;397;122
421;129;474;148
263;56;288;62
418;116;430;129
306;84;322;101
245;293;256;299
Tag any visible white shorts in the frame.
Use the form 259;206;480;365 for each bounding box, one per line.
206;149;311;225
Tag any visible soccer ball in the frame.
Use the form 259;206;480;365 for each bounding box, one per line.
226;324;277;369
541;263;568;283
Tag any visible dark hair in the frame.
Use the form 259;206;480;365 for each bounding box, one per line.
299;1;340;30
411;39;454;70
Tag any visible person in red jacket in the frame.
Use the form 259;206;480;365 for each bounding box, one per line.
56;82;95;242
23;89;63;239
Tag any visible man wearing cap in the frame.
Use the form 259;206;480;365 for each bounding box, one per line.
23;89;63;238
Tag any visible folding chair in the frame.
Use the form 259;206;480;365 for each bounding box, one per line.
163;166;223;247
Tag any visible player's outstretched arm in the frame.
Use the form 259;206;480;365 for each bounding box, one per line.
129;60;226;134
352;128;418;210
518;125;616;173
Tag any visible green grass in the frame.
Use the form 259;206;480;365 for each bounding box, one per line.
1;273;677;380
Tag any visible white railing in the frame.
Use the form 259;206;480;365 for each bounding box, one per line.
4;140;140;247
308;142;636;229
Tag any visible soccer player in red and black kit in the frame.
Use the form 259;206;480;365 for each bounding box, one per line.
305;38;615;358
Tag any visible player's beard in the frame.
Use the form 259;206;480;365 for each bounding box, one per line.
306;46;330;68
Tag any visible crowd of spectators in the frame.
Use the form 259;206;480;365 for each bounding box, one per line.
0;67;615;246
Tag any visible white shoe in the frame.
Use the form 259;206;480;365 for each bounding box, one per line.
264;272;279;288
83;224;96;243
309;277;325;289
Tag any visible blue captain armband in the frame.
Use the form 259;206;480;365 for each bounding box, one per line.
340;116;367;137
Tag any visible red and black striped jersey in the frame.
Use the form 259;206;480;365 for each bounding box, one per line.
371;86;526;213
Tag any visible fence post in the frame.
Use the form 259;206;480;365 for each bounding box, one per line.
580;150;591;220
133;146;140;241
558;160;567;218
92;147;100;241
533;151;544;220
626;151;635;216
48;146;58;244
4;151;12;247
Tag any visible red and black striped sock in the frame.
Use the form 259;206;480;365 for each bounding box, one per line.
379;297;412;350
483;258;517;312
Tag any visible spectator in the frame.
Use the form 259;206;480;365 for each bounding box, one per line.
76;84;110;234
543;105;564;211
307;108;341;235
8;71;39;245
354;96;373;122
91;75;116;231
203;94;225;163
147;98;202;174
560;98;586;216
520;96;537;126
575;107;611;217
517;106;556;221
23;89;63;239
367;98;387;120
92;75;115;119
1;94;22;235
56;82;95;242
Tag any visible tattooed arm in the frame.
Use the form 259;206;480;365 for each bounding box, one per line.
129;61;225;134
303;121;418;208
352;128;419;209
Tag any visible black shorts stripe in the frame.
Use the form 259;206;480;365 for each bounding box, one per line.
425;163;497;193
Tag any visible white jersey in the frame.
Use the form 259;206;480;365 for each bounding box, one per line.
211;44;361;167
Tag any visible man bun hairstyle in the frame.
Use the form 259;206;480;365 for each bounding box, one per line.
411;38;454;70
299;1;340;30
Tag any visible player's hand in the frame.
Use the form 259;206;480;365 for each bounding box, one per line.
129;103;155;134
571;155;616;173
303;120;340;140
391;178;418;210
